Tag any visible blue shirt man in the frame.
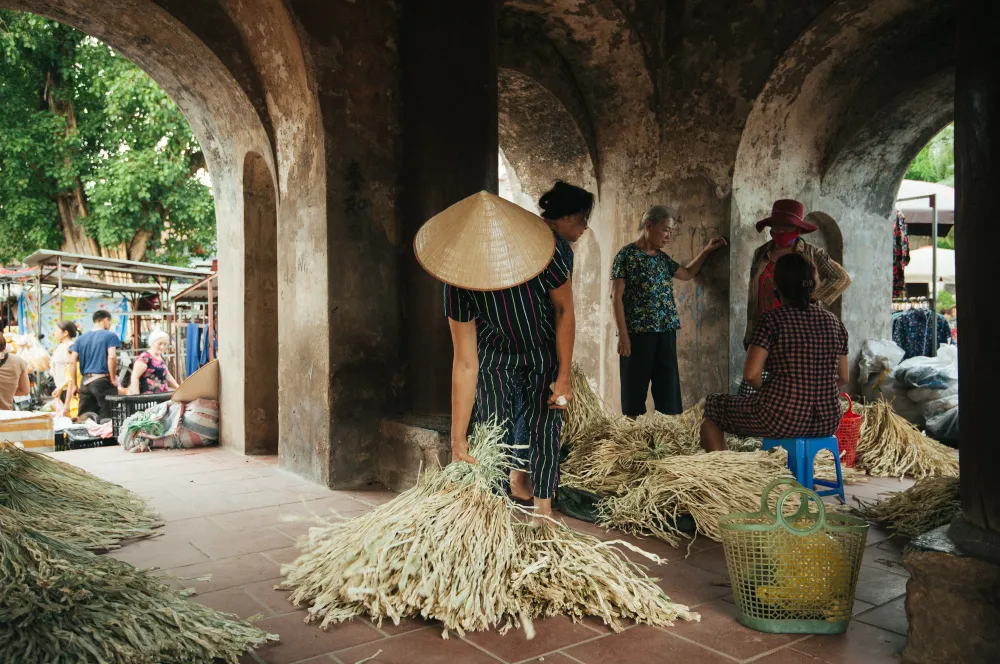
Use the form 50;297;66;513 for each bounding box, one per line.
66;310;122;420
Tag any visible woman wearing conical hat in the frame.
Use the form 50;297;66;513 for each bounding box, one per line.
739;199;851;396
414;184;594;520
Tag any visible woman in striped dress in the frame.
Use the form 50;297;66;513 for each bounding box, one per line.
439;185;594;520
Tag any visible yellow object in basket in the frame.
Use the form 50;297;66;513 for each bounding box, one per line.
756;530;851;611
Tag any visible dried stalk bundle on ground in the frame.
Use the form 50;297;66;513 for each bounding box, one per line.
561;364;613;447
0;505;276;663
857;401;959;479
853;476;960;537
514;523;698;631
0;442;161;550
598;451;792;547
281;423;696;637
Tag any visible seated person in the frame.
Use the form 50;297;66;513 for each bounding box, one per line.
701;253;849;451
127;330;179;395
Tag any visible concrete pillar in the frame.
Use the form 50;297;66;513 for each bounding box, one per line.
950;0;1000;554
400;0;498;415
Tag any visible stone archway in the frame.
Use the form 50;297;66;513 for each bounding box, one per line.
730;0;955;384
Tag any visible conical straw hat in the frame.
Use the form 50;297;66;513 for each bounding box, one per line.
414;191;556;290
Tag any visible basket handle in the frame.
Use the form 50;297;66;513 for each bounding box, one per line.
759;477;805;515
840;392;854;416
774;486;828;536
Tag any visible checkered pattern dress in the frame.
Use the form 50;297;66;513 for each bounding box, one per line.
706;305;848;438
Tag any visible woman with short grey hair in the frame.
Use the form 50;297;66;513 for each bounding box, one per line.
610;206;726;417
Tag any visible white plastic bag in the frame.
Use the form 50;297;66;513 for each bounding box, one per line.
858;339;905;385
15;334;51;373
894;346;959;389
921;395;959;421
908;384;958;403
926;408;959;442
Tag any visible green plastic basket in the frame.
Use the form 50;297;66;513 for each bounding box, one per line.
719;478;869;634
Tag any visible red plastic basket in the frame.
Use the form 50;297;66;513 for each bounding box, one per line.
835;393;862;468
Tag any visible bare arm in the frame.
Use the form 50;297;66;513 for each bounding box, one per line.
128;360;147;395
15;366;30;397
548;279;575;407
837;355;849;387
449;318;479;464
64;351;79;402
107;347;119;387
742;345;769;389
675;237;728;281
611;278;630;357
166;370;180;390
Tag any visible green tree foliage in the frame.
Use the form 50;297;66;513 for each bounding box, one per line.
905;124;954;185
936;289;955;313
0;11;215;265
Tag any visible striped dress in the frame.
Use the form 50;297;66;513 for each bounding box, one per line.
444;234;573;499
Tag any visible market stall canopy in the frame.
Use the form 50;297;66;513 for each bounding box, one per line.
904;246;955;284
895;180;955;237
21;250;212;281
0;266;158;295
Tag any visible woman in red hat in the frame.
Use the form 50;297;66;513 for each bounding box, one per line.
739;199;851;395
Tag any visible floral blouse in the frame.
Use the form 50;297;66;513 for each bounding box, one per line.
611;243;682;333
138;352;169;394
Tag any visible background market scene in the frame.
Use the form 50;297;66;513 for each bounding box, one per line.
0;2;995;664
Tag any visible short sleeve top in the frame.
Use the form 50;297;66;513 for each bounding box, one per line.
137;351;170;394
443;233;573;360
70;329;121;375
610;243;682;333
749;304;848;389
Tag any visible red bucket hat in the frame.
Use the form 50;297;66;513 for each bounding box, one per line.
755;199;817;233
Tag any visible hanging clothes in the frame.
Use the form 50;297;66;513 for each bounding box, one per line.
185;323;202;377
893;211;910;298
199;325;211;366
891;308;952;359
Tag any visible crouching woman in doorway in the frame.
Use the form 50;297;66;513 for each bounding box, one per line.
700;253;849;451
414;191;576;520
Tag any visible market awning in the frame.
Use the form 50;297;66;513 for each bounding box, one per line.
904;246;955;284
21;250;212;281
895;180;955;237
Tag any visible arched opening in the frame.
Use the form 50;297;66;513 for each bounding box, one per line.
241;152;278;454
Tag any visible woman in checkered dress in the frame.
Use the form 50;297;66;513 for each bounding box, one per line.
701;253;849;451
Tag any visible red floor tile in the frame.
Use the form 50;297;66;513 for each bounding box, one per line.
242;578;299;616
192;586;273;619
791;621;907;664
680;544;731;577
253;611;383;664
162;552;282;594
335;626;497;664
109;538;209;569
670;598;797;660
262;545;302;567
565;625;732;664
854;597;908;637
464;615;600;662
212;504;313;532
652;561;732;608
752;647;828;663
191;526;293;559
367;616;438;637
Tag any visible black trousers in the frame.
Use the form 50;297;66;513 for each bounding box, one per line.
78;376;118;420
620;331;682;418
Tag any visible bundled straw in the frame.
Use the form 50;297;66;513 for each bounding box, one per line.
0;505;276;663
280;423;696;637
598;451;792;547
0;442;161;550
514;524;698;631
561;364;613;447
857;401;959;479
853;476;961;537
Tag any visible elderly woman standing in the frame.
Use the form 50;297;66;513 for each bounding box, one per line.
415;191;579;520
128;330;179;395
611;206;727;417
741;199;851;394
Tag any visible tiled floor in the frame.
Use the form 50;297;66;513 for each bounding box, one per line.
54;446;916;664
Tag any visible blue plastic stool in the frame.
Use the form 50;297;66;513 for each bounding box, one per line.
762;436;845;503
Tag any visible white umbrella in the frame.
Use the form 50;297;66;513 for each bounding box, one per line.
904;246;955;284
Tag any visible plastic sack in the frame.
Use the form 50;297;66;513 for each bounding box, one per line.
894;346;959;389
15;334;51;373
921;395;959;421
908;384;958;403
858;339;905;384
926;408;959;443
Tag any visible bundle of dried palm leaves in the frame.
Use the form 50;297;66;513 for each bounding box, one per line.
280;423;697;637
561;364;613;447
0;442;161;550
853;476;960;537
0;505;276;663
598;451;793;547
857;400;959;479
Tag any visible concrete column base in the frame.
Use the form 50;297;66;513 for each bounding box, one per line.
375;415;450;493
902;526;1000;664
